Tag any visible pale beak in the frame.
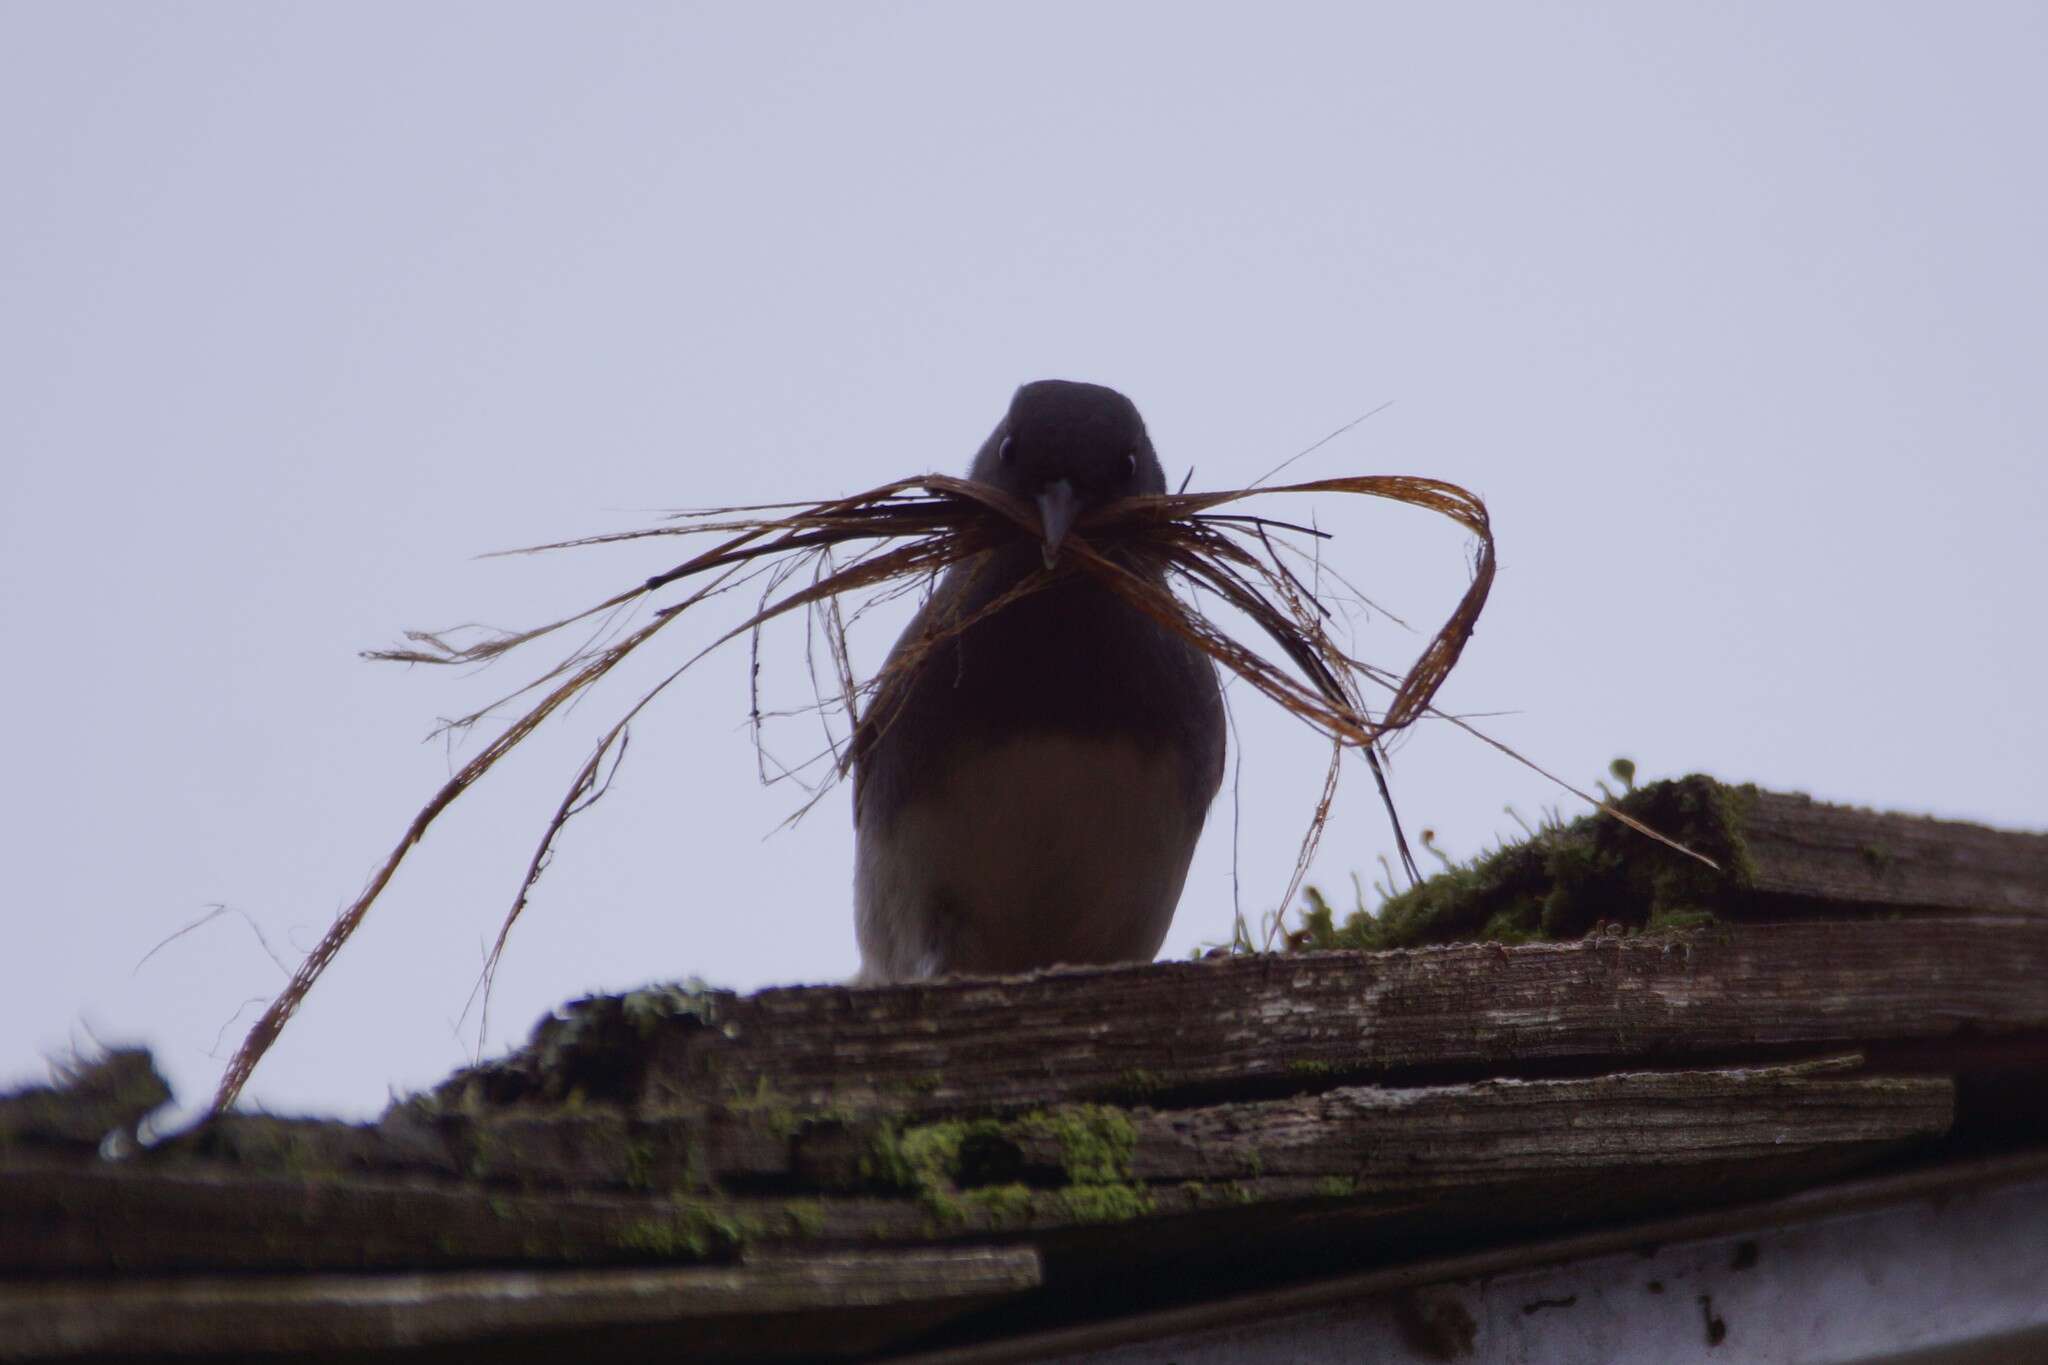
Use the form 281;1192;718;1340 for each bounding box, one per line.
1035;479;1080;569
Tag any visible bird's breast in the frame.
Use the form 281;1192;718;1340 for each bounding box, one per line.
853;732;1203;980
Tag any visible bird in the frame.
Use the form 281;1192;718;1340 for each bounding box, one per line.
850;380;1226;982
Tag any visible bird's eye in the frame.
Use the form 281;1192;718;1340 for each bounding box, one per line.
1123;449;1138;480
998;435;1016;465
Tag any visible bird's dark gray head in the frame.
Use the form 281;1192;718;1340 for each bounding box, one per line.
968;380;1165;565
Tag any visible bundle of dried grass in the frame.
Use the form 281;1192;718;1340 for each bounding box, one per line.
212;466;1697;1112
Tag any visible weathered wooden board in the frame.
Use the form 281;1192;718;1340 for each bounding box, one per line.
439;918;2048;1117
1111;1060;1949;1185
0;1060;1949;1273
0;1248;1042;1362
0;1158;776;1273
1743;790;2048;915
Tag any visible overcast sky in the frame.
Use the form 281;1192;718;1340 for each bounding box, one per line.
4;4;2043;1122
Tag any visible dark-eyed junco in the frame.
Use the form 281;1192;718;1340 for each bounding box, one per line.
851;380;1226;982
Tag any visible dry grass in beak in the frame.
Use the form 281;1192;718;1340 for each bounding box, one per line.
211;469;1709;1112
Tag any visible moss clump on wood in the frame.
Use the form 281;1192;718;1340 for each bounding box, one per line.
0;1051;171;1150
427;979;736;1112
1289;775;1759;951
619;981;730;1038
862;1104;1154;1227
614;1200;751;1260
1116;1068;1168;1100
725;1076;803;1140
780;1200;827;1237
864;1118;1002;1194
621;1137;657;1191
964;1183;1036;1226
1020;1105;1154;1223
1018;1105;1138;1186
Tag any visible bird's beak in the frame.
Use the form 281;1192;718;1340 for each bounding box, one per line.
1035;479;1080;569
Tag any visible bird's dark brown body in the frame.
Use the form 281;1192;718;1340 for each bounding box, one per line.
851;382;1225;982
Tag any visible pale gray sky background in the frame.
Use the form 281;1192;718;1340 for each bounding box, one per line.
4;4;2043;1121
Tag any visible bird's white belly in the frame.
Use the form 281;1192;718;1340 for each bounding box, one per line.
854;734;1201;980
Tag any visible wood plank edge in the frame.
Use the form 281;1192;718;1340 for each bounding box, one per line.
0;1247;1042;1361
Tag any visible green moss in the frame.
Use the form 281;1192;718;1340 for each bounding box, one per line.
621;1138;656;1191
1057;1183;1155;1223
1117;1068;1167;1099
1315;1176;1359;1198
866;1104;1155;1228
615;1201;749;1259
896;1119;999;1186
463;1121;511;1183
3;1051;172;1146
862;1116;1008;1221
417;974;749;1114
1286;1060;1338;1079
725;1077;802;1140
964;1183;1036;1227
1645;906;1718;934
1289;885;1347;950
858;1125;913;1190
781;1201;827;1237
1018;1105;1138;1185
620;980;726;1038
1288;774;1758;950
1475;907;1544;944
659;1130;707;1194
1017;1105;1157;1222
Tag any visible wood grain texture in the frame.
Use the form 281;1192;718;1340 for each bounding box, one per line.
1115;1059;1950;1184
433;918;2048;1117
0;1249;1041;1361
0;1061;1949;1272
1742;790;2048;914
